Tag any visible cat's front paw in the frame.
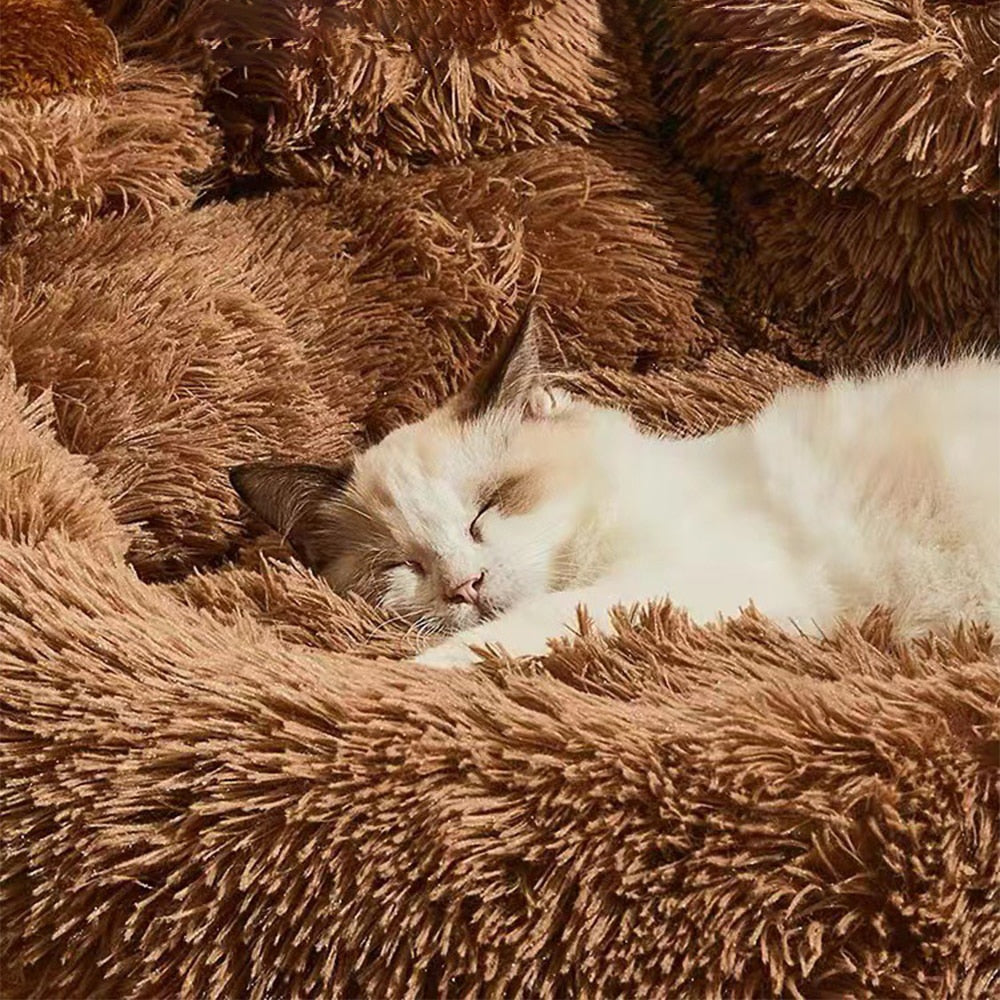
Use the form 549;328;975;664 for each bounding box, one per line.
414;618;550;668
413;640;480;669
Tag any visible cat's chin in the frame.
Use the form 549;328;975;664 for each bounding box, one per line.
476;598;505;622
438;601;505;635
402;598;512;637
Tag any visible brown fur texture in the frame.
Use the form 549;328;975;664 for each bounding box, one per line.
644;0;999;366
650;0;999;201
203;0;654;181
0;60;217;236
2;0;999;995
0;139;716;578
90;0;655;179
727;175;1000;364
88;0;216;65
3;536;997;998
0;0;119;97
0;352;128;554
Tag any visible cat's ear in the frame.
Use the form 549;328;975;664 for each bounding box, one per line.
229;461;350;569
458;298;555;420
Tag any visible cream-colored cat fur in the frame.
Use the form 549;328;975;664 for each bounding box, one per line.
231;304;1000;667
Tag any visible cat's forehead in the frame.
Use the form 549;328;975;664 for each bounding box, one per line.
354;413;496;498
331;416;492;555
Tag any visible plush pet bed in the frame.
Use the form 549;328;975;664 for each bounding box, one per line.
1;1;997;996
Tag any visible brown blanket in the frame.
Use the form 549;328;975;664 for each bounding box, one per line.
2;1;997;996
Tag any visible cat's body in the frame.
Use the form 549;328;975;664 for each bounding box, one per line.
231;304;1000;668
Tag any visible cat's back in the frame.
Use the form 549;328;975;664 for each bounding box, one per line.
751;356;1000;636
760;356;1000;501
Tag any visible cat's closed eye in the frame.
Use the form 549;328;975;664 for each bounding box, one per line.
469;497;497;542
388;560;426;576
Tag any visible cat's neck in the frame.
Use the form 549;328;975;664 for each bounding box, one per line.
540;403;759;590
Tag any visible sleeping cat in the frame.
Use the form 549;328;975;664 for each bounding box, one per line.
230;302;1000;667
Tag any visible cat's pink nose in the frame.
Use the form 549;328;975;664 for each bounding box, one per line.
447;572;485;605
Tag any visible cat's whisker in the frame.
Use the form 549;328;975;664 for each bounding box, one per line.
331;497;378;525
365;611;421;641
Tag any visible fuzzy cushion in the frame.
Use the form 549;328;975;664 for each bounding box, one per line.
2;0;998;996
91;0;654;180
0;355;127;554
3;333;996;997
644;0;999;367
650;0;998;201
0;0;119;98
3;532;997;999
0;0;214;234
0;60;217;235
727;175;1000;364
205;0;655;180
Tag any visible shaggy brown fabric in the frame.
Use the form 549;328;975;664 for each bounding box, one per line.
91;0;654;179
728;175;1000;365
166;557;425;659
643;0;1000;368
88;0;214;65
0;60;217;236
650;0;999;202
2;0;998;996
0;203;351;578
560;349;817;436
203;0;654;180
0;352;127;554
0;0;119;97
0;138;716;578
3;537;997;999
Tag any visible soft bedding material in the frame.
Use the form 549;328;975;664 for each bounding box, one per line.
1;0;997;996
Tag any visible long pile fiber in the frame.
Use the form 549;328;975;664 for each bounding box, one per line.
651;0;998;201
0;137;716;578
0;63;216;236
2;0;998;997
203;0;655;181
644;0;999;364
0;0;119;98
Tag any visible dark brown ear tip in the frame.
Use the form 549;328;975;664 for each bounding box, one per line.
507;296;543;351
519;294;541;325
228;463;254;496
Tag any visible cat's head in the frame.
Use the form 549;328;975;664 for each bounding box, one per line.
230;301;583;635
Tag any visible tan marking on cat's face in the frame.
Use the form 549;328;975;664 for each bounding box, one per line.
366;480;395;510
490;472;544;516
